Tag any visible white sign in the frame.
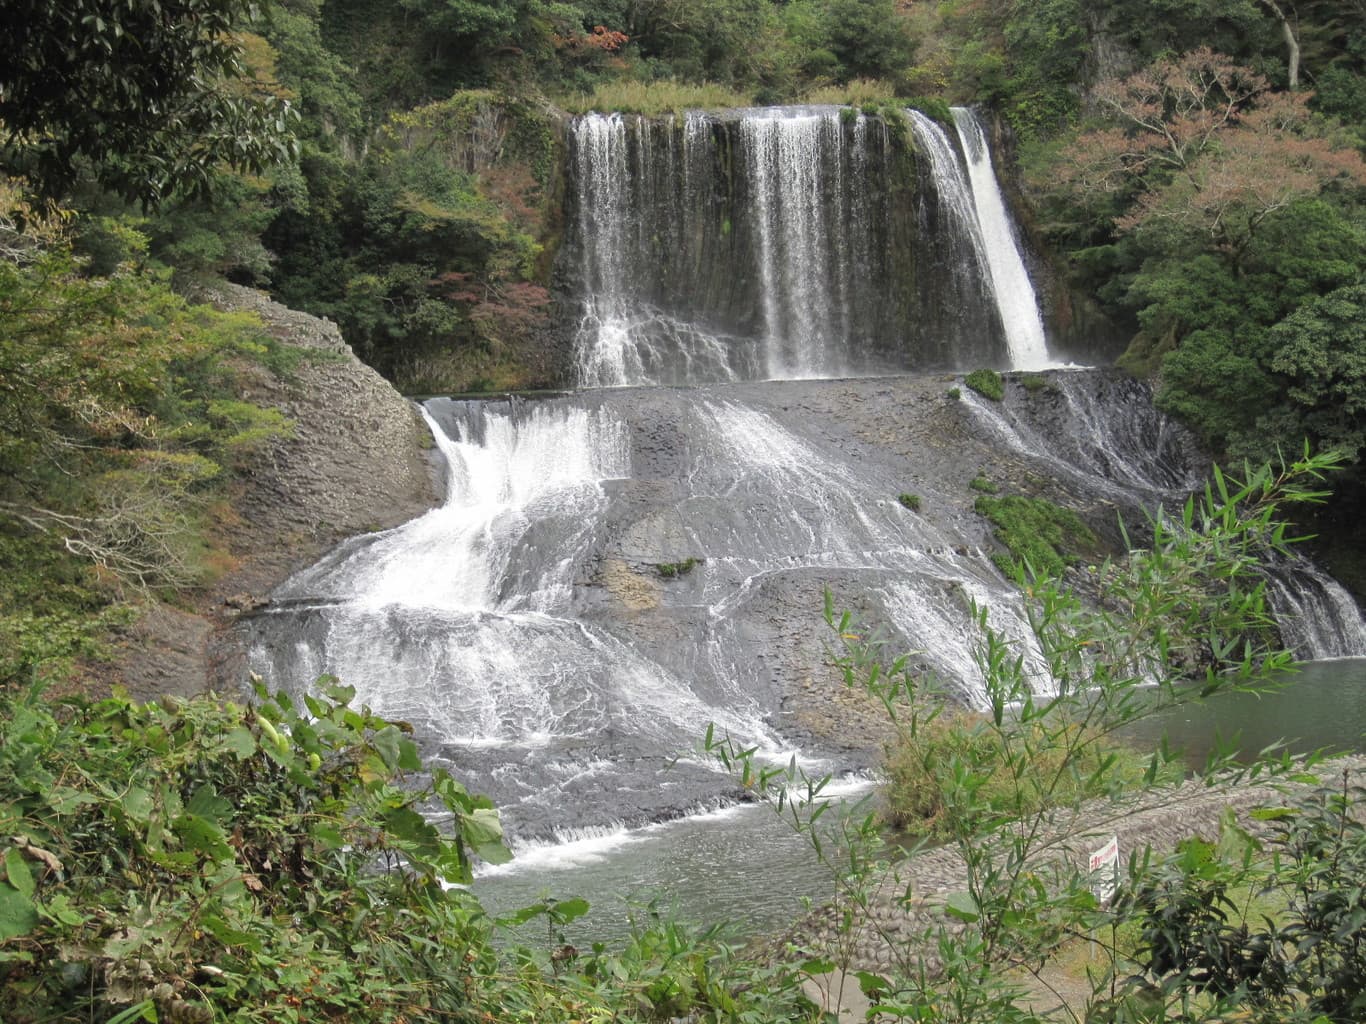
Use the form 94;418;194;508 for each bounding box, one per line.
1088;834;1119;905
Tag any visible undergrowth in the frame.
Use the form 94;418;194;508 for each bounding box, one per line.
882;712;1171;837
0;679;814;1023
558;80;755;115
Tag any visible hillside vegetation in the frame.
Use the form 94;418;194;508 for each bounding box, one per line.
2;2;1366;1020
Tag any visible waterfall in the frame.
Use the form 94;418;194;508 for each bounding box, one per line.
571;113;754;387
958;371;1366;661
1266;558;1366;660
248;103;1365;891
950;108;1052;370
563;106;1009;386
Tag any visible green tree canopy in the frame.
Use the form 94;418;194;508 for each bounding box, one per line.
1;0;299;204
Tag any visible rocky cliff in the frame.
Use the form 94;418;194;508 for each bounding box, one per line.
113;285;440;699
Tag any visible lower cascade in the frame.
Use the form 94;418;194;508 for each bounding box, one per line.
244;370;1366;848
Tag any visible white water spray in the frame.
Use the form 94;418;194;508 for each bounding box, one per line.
950;108;1052;370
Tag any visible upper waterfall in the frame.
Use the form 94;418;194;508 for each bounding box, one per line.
950;108;1052;370
564;106;1034;387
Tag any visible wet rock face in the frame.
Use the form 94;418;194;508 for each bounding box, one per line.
235;369;1214;841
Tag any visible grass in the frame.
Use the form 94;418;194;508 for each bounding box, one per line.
965;368;1005;401
656;557;702;579
897;493;922;512
801;78;900;107
557;80;754;115
969;474;999;494
974;494;1099;579
883;712;1169;837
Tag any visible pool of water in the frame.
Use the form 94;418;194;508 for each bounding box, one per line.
471;659;1366;949
1122;657;1366;767
471;779;876;946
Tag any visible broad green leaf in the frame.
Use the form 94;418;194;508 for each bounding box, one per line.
47;787;98;814
372;725;403;771
461;807;504;848
549;897;589;924
222;727;256;759
475;840;512;866
397;736;422;771
856;971;891;996
0;885;38;940
187;784;232;824
496;902;549;928
121;786;154;823
3;850;34;899
174;814;230;859
944;891;979;923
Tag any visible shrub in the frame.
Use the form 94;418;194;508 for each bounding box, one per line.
0;678;810;1023
964;368;1004;401
947;386;962;400
703;452;1344;1024
557;80;755;116
904;96;953;123
656;557;702;578
883;712;1164;836
969;474;998;494
897;493;922;512
0;678;510;1022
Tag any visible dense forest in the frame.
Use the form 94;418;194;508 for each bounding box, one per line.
2;2;1366;1020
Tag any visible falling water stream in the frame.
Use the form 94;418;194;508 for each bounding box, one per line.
246;106;1366;941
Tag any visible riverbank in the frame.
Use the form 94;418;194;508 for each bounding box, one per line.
785;753;1366;1018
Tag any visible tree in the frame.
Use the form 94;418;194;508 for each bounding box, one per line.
1257;284;1366;464
1258;0;1302;86
1059;50;1365;275
1;0;299;204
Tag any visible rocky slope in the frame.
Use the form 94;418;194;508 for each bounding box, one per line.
113;285;440;699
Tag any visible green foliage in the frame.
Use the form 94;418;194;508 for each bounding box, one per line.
897;493;922;512
904;96;953;124
1257;283;1366;465
1124;772;1366;1022
883;713;1166;837
557;80;754;115
0;190;295;681
265;91;561;392
0;677;510;1021
964;369;1004;401
0;677;818;1022
946;386;962;401
808;0;917;84
968;474;998;494
1;0;298;204
974;494;1098;579
656;557;702;578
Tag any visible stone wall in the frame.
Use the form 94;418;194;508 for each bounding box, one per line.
782;756;1366;976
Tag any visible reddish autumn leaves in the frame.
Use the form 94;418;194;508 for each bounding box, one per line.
1059;49;1366;249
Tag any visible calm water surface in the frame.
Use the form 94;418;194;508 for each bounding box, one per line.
473;659;1366;947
